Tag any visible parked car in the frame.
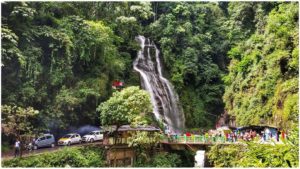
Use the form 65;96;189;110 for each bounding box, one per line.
33;134;55;150
82;130;104;143
58;133;82;146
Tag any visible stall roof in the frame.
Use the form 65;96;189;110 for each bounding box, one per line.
236;125;278;130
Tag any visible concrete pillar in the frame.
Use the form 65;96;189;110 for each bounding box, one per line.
195;150;205;167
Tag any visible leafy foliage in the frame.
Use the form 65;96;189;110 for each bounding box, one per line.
208;141;299;167
1;4;299;168
2;145;106;167
1;26;23;65
97;86;153;127
1;2;133;133
127;131;164;165
223;3;298;128
208;123;299;168
127;131;162;148
134;152;182;167
146;2;228;128
1;105;39;138
207;144;244;167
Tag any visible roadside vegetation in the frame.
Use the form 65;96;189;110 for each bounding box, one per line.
2;145;106;167
208;141;298;167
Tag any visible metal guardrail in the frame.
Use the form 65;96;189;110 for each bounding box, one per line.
162;135;286;146
163;135;228;144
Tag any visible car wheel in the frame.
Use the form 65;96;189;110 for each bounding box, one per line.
90;138;94;143
67;142;71;146
79;140;82;144
33;145;38;150
51;143;55;148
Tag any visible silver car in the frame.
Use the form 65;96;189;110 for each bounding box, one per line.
82;130;104;143
33;134;55;149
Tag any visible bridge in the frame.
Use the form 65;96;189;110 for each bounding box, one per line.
161;134;230;144
160;135;241;151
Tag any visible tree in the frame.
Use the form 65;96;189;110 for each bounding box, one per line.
2;105;39;138
98;86;159;161
97;86;154;146
1;104;39;156
2;2;130;134
97;86;153;127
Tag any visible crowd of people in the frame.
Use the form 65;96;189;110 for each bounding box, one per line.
237;129;288;143
165;127;288;144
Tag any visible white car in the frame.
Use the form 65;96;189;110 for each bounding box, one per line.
58;133;82;146
82;130;104;143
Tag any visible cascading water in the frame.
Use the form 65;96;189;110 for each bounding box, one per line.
133;35;185;132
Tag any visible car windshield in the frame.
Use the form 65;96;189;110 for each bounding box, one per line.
87;132;96;135
62;134;72;138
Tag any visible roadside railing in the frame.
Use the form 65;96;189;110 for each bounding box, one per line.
162;134;285;145
163;135;229;144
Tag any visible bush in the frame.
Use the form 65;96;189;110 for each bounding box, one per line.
134;152;182;167
1;142;12;153
207;144;244;167
207;141;299;167
152;152;182;167
2;145;106;167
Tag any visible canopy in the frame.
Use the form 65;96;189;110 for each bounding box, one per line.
236;125;278;131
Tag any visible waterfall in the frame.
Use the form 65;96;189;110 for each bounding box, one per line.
133;35;185;132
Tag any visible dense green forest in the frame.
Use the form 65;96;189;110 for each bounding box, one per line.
223;3;298;129
2;1;298;138
1;1;299;168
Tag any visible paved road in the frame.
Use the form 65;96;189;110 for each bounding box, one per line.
2;141;103;160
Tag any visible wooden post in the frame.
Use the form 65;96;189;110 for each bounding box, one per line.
113;148;116;167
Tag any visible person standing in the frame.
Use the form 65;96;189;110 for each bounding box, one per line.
205;132;209;143
263;132;266;141
30;138;36;151
276;130;281;142
14;139;20;158
265;128;270;141
281;130;285;140
225;133;228;142
232;133;236;142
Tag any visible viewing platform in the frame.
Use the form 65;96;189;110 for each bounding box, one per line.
160;134;283;149
160;135;235;145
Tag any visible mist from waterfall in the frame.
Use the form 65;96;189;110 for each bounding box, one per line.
133;35;185;132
